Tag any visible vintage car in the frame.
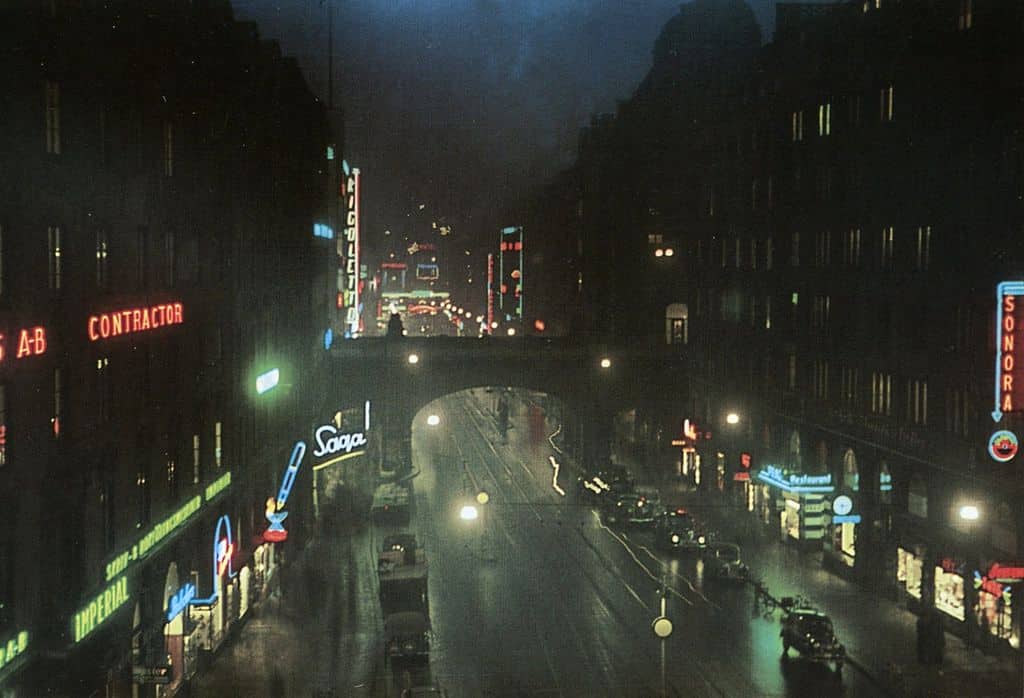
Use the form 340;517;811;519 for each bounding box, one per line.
655;509;708;552
384;611;431;662
780;607;845;674
708;543;749;582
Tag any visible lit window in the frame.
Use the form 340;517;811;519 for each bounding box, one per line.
45;81;60;154
958;0;972;30
880;85;895;122
872;372;893;416
0;385;7;467
845;228;862;266
48;226;62;291
52;368;62;438
881;226;895;269
908;380;928;426
192;434;200;485
788;354;797;390
818;102;831;136
814;360;830;399
215;421;223;469
816;231;832;266
764;296;772;330
791;110;804;142
95;229;109;288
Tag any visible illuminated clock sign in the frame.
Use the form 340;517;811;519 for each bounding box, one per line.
88;302;183;342
988;429;1019;463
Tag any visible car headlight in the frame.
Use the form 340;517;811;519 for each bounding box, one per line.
671;534;680;544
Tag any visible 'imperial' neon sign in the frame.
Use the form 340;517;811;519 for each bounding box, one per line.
88;303;183;342
756;465;835;493
72;576;129;644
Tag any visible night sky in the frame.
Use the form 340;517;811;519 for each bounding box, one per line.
233;0;781;251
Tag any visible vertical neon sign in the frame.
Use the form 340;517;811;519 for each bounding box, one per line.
342;167;362;336
994;281;1024;421
486;253;494;332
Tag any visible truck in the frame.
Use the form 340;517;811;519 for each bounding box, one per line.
379;533;430;664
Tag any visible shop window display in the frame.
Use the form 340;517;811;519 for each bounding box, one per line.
897;547;922;599
934;565;965;621
974;589;1013;642
833;521;855;567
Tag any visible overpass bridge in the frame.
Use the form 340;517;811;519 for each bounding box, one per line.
322;336;691;468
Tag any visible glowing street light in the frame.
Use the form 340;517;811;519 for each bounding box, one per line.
959;504;980;521
426;414;440;426
600;357;612;369
726;412;740;425
664;248;674;257
407;353;419;365
476;490;490;505
507;327;516;336
459;504;479;521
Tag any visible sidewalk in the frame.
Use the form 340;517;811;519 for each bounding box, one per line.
613;449;1021;698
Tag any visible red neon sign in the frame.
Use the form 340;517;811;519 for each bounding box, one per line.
88;303;183;342
217;541;234;577
741;452;752;469
0;327;48;363
989;563;1024;582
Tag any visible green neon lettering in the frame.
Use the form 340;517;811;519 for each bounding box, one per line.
205;471;231;501
73;576;130;643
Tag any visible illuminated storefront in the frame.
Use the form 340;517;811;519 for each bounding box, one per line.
935;558;967;621
974;562;1023;646
897;546;924;599
755;466;832;544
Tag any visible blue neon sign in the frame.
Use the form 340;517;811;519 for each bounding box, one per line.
265;441;306;542
756;465;835;493
167;582;196;622
190;515;236;606
313;223;334;240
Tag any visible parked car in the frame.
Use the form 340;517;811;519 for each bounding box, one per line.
384;611;431;663
780;606;845;674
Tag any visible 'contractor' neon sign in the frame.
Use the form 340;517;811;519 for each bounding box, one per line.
88;302;184;341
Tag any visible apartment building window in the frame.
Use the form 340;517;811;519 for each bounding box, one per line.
818;102;831;136
841;366;859;405
788;354;798;390
813;360;830;399
790;232;800;267
907;379;928;426
94;229;109;288
647;233;663;245
96;357;111;423
947;388;970;437
48;226;62;291
844;228;862;266
215;421;223;469
704;184;716;217
872;372;893;416
791;292;800;327
136;466;150;529
848;94;862;127
880;85;895;122
52;368;62;438
765;237;774;270
881;226;895;269
813;295;831;332
137;226;148;288
696;239;703;265
815;231;832;266
166;230;176;287
791;110;804;142
958;0;973;30
750;239;758;270
915;225;931;270
764;296;772;330
751;179;759;210
750;296;759;327
45;80;61;154
192;434;201;485
162;121;174;177
734;238;741;268
766;176;774;210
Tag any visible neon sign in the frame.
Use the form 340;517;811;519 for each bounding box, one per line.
988;562;1024;582
72;575;129;644
313;223;334;240
974;570;1012;603
88;303;183;342
256;368;280;395
0;630;28;675
988;430;1018;463
190;515;236;606
265;441;306;542
205;471;231;501
105;495;202;582
994;282;1024;421
341;168;362;335
166;583;196;622
756;465;834;493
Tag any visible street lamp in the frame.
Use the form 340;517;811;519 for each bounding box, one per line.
407;353;419;365
958;504;980;521
726;412;740;425
600;357;612;369
459;504;479;521
426;414;440;426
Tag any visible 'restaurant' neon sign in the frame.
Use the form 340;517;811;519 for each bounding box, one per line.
88;302;183;341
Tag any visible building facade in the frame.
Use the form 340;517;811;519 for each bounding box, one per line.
0;1;331;694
